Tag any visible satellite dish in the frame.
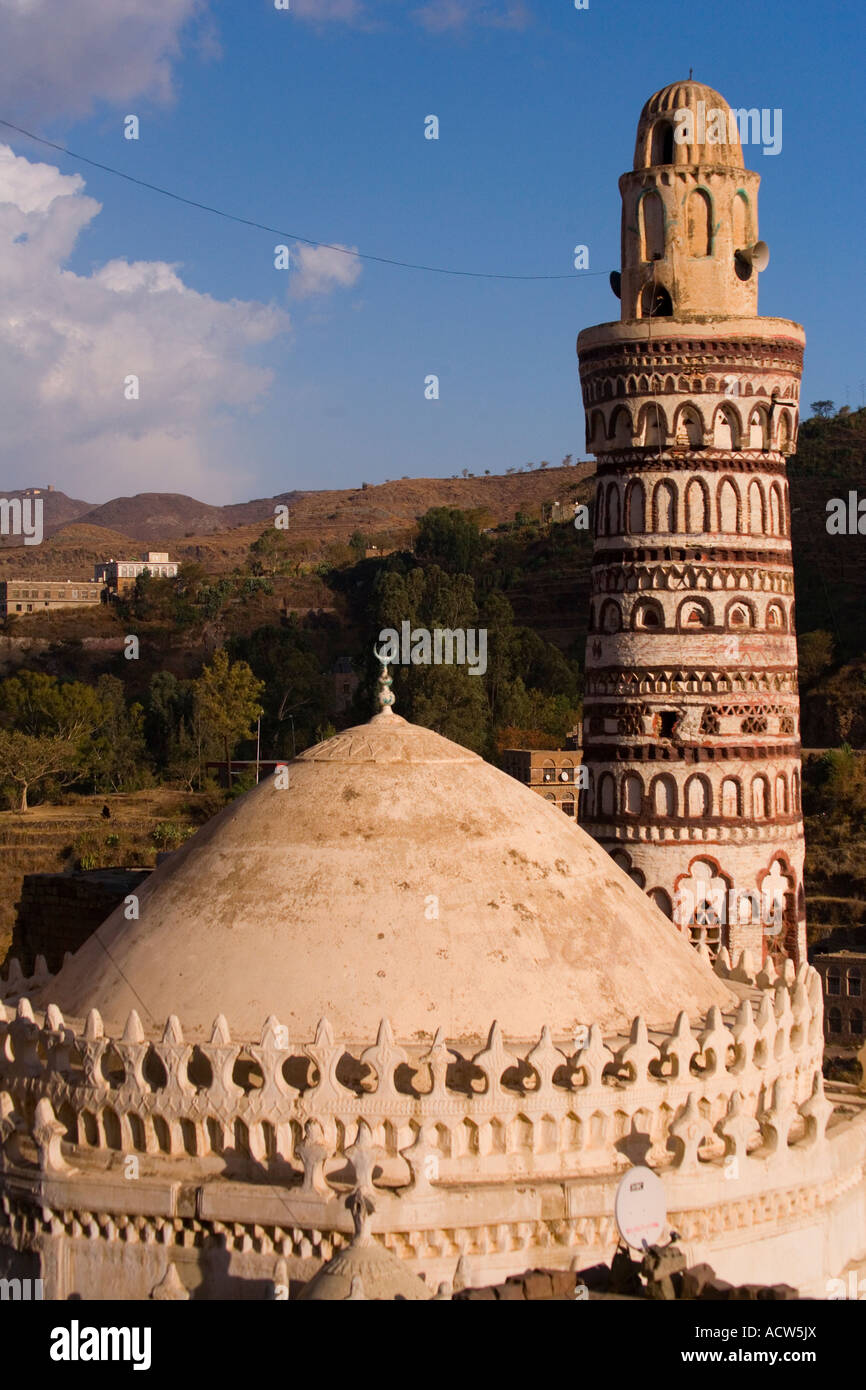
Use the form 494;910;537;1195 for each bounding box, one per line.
609;270;622;299
614;1166;667;1250
734;240;770;280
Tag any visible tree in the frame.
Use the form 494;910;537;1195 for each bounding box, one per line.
192;649;264;775
798;630;835;689
0;729;77;810
348;530;369;562
810;400;835;419
415;508;486;574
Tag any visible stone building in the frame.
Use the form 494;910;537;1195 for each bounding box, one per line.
0;673;865;1299
577;80;805;967
812;952;866;1048
501;747;584;818
95;552;178;595
0;579;101;617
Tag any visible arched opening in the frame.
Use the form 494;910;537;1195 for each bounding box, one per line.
639;190;666;261
600;599;621;632
686;775;710;818
651;122;675;166
599;773;615;816
623;773;643;815
721;778;740;816
649;887;673;920
749;407;769;449
748;479;765;534
651;479;677;531
686;189;712;257
775;773;788;814
770;484;784;535
676;405;704;447
626;479;646;533
606;483;621;536
685;478;709;532
654;775;676;817
610;406;632;448
640;281;673;318
641;404;666;447
713;406;739;450
732;191;750;249
717;477;740;532
752;776;768;818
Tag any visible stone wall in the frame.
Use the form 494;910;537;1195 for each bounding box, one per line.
8;869;151;974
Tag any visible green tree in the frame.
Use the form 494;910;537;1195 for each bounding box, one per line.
798;630;835;689
415;508;487;574
810;400;835;419
0;729;77;810
192;649;264;774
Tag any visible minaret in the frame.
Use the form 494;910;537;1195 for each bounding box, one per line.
577;81;806;966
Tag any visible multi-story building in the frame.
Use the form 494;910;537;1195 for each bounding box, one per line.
502;735;583;818
0;579;101;617
95;551;178;594
576;80;806;966
811;951;866;1047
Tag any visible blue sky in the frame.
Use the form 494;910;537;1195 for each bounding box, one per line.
0;0;862;502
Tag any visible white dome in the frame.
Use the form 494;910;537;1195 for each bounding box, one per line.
39;711;733;1040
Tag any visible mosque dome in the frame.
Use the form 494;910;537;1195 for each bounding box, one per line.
633;79;744;170
37;707;732;1042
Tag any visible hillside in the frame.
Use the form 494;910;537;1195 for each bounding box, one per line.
0;464;592;576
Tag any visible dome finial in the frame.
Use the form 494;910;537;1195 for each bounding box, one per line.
376;656;396;715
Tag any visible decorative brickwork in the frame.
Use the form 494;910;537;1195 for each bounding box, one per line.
577;82;806;966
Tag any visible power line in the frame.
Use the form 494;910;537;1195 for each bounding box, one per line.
0;117;610;283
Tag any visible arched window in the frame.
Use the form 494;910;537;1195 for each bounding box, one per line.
606;483;621;536
718;478;740;532
589;409;605;448
767;603;785;629
713;407;738;450
651;479;677;531
639;190;666;260
623;774;643;815
748;479;765;534
685;478;708;533
600;599;621;633
599;774;615;816
732;191;750;249
749;407;769;449
676;405;704;447
649;887;673;919
641;405;666;446
686;189;712;257
826;970;841;997
610;406;632;447
686;776;710;817
851;1011;864;1036
626;480;645;533
634;602;662;630
847;970;861;999
770;483;784;535
827;1007;842;1035
792;768;801;811
682;601;710;628
640;282;673;318
775;773;788;814
654;775;676;817
541;760;556;785
752;776;768;818
721;778;740;816
729;602;751;627
650;122;674;166
778;410;793;452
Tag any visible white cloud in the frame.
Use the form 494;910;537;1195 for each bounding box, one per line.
0;143;289;501
290;243;362;298
0;0;204;119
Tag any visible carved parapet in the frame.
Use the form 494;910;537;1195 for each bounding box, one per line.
0;970;827;1198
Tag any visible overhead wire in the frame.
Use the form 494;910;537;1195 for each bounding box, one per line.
0;117;611;284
